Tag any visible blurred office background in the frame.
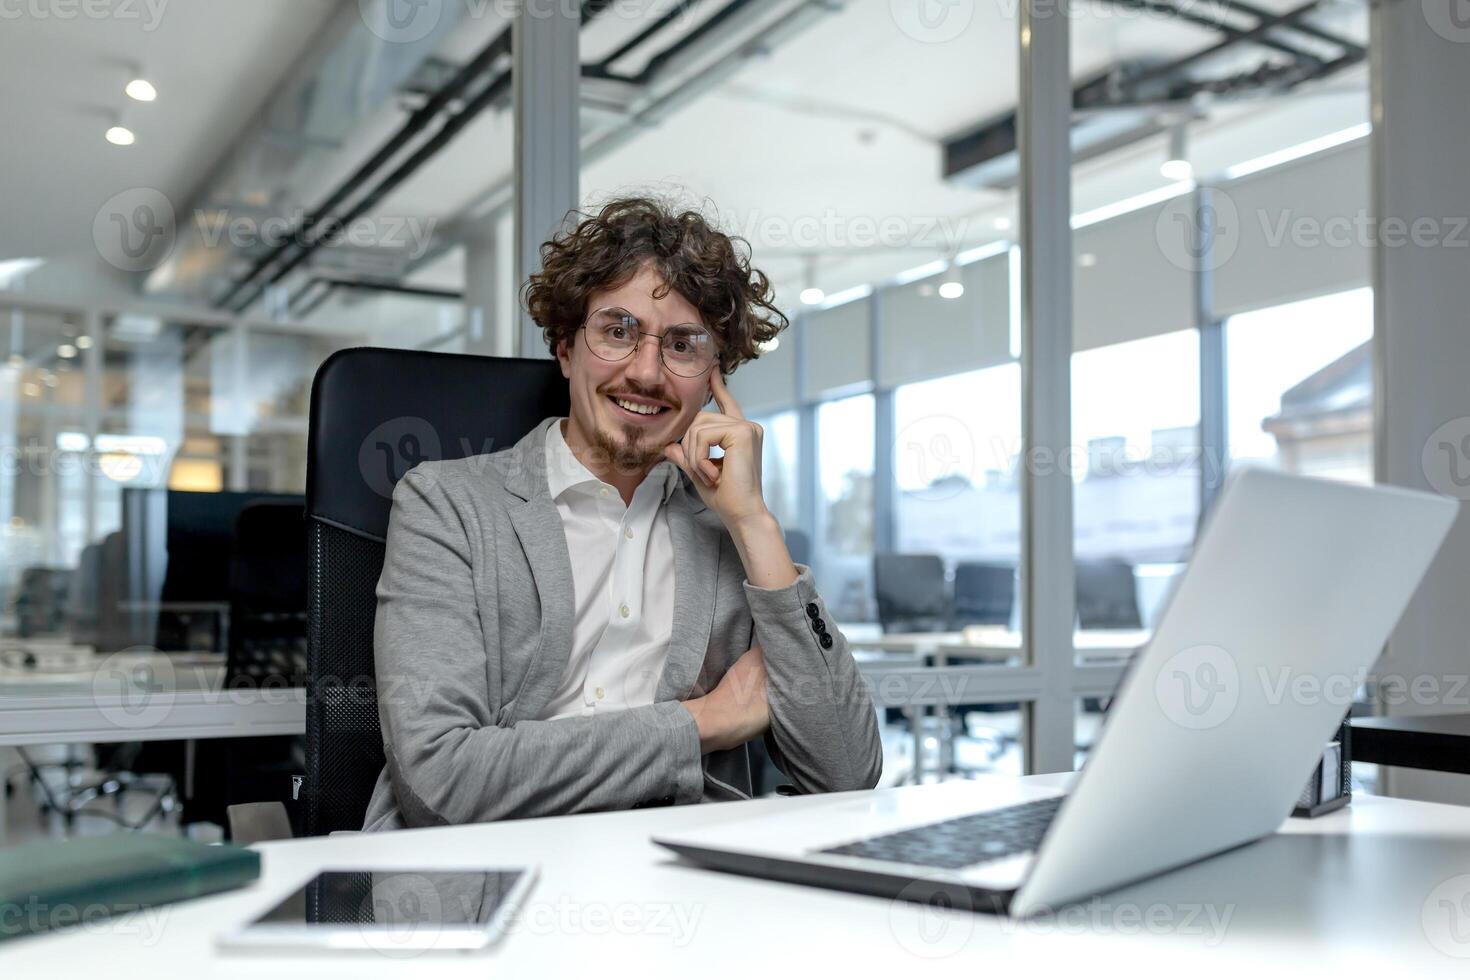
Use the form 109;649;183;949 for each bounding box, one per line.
1;0;1465;840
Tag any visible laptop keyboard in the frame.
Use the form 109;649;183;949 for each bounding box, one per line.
818;795;1064;870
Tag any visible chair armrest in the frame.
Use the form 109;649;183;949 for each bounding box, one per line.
227;802;294;843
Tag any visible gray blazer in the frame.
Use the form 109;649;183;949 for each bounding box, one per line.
361;417;882;830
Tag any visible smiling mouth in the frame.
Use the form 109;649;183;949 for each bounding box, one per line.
607;394;672;420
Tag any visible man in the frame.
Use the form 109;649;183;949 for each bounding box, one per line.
362;197;881;830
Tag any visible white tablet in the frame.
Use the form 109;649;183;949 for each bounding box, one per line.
217;867;538;954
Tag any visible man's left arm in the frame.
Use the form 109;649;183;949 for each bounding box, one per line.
732;513;883;793
665;371;882;794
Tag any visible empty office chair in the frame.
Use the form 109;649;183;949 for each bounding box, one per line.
1075;557;1142;630
1075;557;1140;716
13;566;71;637
66;543;103;647
303;348;568;835
873;553;951;634
951;561;1014;628
189;500;309;833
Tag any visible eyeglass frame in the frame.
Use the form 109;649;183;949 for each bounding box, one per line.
576;307;721;378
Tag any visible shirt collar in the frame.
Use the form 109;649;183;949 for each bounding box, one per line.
545;417;679;504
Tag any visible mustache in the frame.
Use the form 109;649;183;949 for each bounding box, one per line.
601;383;679;408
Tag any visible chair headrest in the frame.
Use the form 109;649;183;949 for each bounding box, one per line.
307;347;569;542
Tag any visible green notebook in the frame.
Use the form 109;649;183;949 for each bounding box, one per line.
0;835;260;942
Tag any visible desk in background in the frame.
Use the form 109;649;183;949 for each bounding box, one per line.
0;643;305;831
850;628;1145;780
1351;712;1470;775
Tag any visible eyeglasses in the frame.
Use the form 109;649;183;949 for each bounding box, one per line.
579;307;718;379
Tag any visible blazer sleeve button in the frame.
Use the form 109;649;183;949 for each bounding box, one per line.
805;602;820;619
819;633;833;649
812;617;826;633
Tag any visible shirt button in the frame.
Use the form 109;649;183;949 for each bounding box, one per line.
619;603;630;618
599;487;609;497
595;686;605;699
624;526;634;539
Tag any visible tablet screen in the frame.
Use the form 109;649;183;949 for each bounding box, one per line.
252;870;529;931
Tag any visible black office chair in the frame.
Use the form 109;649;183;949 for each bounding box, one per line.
303;348;568;836
1074;557;1141;718
13;566;71;637
66;543;103;647
1075;558;1142;630
873;553;951;634
190;500;309;832
951;561;1014;628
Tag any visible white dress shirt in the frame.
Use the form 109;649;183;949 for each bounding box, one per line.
536;418;680;721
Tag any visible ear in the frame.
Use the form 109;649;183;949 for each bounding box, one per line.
555;337;572;379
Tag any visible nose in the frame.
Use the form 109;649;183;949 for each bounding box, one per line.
624;333;666;388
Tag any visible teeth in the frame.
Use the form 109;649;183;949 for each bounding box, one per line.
614;397;663;416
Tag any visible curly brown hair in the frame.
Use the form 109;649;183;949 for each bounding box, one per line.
521;197;787;375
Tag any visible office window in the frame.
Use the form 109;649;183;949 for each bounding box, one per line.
894;360;1022;571
1072;330;1201;567
1225;287;1373;483
753;411;800;545
242;330;362;493
0;308;88;619
816;394;874;622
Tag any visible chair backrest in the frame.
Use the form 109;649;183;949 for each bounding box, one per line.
304;347;568;835
872;553;951;633
227;500;308;688
1075;557;1142;629
952;561;1015;627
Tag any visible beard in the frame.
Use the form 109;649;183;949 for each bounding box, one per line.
589;415;666;476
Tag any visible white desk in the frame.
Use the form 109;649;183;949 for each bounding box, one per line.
0;648;306;830
850;626;1150;663
5;774;1470;976
0;649;305;746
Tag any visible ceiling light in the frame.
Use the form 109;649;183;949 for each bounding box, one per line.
105;126;136;146
1079;252;1098;268
1161;123;1191;180
57;344;77;359
76;335;93;350
125;79;157;102
1160;158;1193;180
992;216;1013;232
800;287;825;306
938;280;965;300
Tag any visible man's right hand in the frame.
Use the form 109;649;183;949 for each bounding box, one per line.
681;644;769;754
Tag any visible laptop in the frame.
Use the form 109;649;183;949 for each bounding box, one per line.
654;467;1458;916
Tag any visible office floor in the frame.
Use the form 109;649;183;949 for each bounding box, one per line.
1;745;209;847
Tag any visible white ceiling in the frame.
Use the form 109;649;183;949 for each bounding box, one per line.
0;0;340;289
0;0;1370;331
379;0;1369;311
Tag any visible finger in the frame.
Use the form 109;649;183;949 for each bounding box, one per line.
708;370;746;421
688;425;717;486
680;428;706;486
685;419;738;483
662;442;698;486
